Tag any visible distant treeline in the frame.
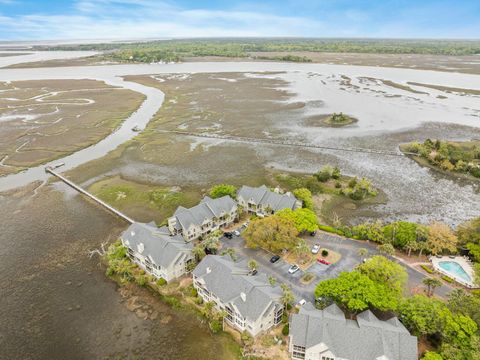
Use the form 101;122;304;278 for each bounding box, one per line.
36;38;480;64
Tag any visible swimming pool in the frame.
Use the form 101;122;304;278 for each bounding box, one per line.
438;261;472;283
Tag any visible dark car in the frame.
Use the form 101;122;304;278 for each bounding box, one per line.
270;255;281;263
249;269;258;276
224;232;233;239
310;231;317;236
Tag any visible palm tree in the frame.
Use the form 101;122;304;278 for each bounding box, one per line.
280;283;294;311
423;277;442;297
404;239;418;257
268;276;277;286
248;259;257;270
220;248;237;261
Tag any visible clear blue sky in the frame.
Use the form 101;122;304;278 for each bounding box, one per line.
0;0;479;41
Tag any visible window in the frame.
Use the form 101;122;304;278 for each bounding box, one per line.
293;345;305;352
292;351;305;359
321;357;334;360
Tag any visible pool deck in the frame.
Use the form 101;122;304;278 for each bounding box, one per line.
431;256;478;288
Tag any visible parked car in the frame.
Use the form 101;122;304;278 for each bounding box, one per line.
311;244;320;254
310;231;317;236
270;255;281;263
288;264;300;274
317;258;330;265
224;232;233;239
249;269;258;276
234;230;241;236
297;299;307;306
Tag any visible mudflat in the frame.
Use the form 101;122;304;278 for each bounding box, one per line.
0;79;144;176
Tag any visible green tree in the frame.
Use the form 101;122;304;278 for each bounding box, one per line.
457;217;480;245
465;243;480;262
314;271;399;314
209;184;237;199
268;276;277;286
243;215;299;253
427;222;458;255
247;259;257;270
280;283;295;310
293;188;314;210
378;243;395;256
357;256;408;297
293;239;311;264
276;208;318;233
192;244;206;262
422;352;443;360
423;277;443;297
220;248;237;261
383;221;426;248
448;289;480;328
398;295;446;336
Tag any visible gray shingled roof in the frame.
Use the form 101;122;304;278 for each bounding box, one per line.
121;222;192;268
173;195;236;230
193;255;283;322
237;185;297;212
290;303;418;360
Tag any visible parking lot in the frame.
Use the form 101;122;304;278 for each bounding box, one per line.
220;229;454;302
219;231;369;302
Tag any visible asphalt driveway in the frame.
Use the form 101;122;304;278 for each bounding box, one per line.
219;230;453;302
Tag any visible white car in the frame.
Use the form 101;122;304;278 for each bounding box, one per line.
288;264;300;274
298;299;307;306
234;230;241;236
311;244;320;254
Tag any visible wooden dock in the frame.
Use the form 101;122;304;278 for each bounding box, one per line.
45;166;134;224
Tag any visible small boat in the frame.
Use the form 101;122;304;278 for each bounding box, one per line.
52;162;65;169
132;125;141;132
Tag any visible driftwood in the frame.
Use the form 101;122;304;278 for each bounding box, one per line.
87;241;109;258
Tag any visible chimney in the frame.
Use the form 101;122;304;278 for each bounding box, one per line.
240;292;246;302
206;267;212;274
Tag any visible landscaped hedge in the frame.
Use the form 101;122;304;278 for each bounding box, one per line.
441;275;454;283
318;224;345;236
421;265;435;274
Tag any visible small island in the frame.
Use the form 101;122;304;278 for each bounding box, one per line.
323;112;357;127
304;112;358;128
400;139;480;180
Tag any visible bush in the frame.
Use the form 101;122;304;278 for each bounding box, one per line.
335;181;342;189
321;249;329;257
135;274;148;286
156;278;167;286
282;324;290;336
315;165;334;182
318;224;345;236
421;265;435;274
209;184;237;199
209;319;223;333
163;295;182;309
282;313;288;324
442;275;454;283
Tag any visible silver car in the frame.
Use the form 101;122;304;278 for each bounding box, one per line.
311;244;320;254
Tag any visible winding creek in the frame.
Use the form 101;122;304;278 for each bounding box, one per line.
1;51;480;359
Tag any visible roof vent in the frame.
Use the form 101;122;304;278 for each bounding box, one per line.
131;231;136;236
206;267;212;274
240;292;246;302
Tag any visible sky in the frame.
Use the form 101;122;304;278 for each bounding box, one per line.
0;0;479;41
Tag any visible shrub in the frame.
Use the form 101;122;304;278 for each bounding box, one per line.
135;274;148;286
282;324;290;336
301;273;314;282
282;313;288;324
318;224;345;236
209;320;222;333
194;296;203;305
241;331;253;346
321;249;329;257
157;278;167;286
315;165;334;182
189;287;198;297
163;295;182;309
209;184;237;199
421;265;435;274
335;181;342;189
442;275;454;283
